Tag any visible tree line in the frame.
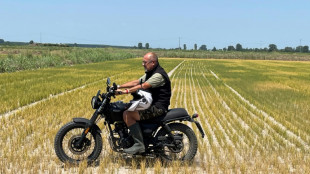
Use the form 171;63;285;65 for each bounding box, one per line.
135;42;309;53
1;38;309;53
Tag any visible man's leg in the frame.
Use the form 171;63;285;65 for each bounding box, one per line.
123;110;140;126
122;111;145;154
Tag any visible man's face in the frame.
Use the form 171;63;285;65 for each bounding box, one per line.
142;55;154;72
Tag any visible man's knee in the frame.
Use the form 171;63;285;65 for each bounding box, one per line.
123;110;129;120
123;111;134;119
123;111;140;120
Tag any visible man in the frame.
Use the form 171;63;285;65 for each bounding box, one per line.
116;52;171;154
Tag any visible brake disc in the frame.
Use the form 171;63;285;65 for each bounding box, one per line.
68;135;91;155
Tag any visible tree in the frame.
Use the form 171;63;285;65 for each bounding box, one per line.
227;45;235;51
236;43;242;51
145;43;149;49
194;44;197;50
303;45;309;53
0;39;4;43
212;47;217;51
183;44;187;50
284;47;294;52
138;42;143;49
29;40;34;44
268;44;277;52
296;46;302;52
199;45;207;50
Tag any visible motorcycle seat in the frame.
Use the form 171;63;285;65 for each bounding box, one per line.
162;108;191;123
140;108;191;124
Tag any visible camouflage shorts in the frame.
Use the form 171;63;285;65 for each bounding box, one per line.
139;105;166;121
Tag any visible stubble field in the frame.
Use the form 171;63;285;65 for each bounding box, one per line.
1;58;310;173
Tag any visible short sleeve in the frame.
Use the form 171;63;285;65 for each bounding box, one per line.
145;73;165;88
139;74;146;83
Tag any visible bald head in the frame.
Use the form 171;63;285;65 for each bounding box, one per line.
143;52;159;72
144;52;158;63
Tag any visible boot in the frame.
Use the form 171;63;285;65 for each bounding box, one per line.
124;123;145;154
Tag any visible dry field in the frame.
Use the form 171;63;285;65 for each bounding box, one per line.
1;58;310;173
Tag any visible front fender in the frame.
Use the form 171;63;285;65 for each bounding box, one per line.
73;117;102;134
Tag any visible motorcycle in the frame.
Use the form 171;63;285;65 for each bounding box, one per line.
54;78;205;164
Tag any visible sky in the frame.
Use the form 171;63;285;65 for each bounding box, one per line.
1;0;310;49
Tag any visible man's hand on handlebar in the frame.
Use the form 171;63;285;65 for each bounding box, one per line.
115;90;123;95
115;88;130;95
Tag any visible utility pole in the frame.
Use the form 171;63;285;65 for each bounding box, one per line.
179;37;181;50
300;39;302;52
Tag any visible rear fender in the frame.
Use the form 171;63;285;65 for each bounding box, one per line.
73;117;102;134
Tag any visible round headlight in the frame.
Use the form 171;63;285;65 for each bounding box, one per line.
91;96;101;109
91;96;97;109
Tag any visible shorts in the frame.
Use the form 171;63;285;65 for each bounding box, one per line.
139;105;166;121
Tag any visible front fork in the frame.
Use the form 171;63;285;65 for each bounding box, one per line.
75;102;106;147
75;115;98;147
77;98;110;145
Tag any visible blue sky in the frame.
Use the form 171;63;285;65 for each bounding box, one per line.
1;0;309;49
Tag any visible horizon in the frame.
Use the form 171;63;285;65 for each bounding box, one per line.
1;39;308;50
1;0;310;49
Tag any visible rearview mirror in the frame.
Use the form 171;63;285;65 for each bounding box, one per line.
107;78;111;85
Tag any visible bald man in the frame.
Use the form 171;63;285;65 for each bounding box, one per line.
116;52;171;154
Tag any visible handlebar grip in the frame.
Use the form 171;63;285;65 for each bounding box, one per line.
113;83;118;90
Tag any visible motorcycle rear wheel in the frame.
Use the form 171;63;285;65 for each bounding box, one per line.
156;123;198;161
54;121;102;164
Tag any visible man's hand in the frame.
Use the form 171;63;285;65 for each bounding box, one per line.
115;90;123;95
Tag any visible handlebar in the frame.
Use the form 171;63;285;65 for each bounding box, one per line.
107;79;142;97
113;83;118;90
105;81;119;98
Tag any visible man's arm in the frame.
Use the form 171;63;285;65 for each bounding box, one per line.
128;82;152;93
116;81;152;95
118;79;140;89
116;73;165;95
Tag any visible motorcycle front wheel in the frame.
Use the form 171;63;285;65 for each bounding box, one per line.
54;121;102;164
156;123;198;161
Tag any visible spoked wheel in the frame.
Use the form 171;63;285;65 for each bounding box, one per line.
54;122;102;164
156;123;198;161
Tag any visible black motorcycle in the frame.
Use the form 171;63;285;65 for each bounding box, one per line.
54;78;205;164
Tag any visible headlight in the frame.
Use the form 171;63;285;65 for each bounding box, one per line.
91;96;102;109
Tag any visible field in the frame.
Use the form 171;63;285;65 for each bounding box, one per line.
1;57;310;173
2;45;310;73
